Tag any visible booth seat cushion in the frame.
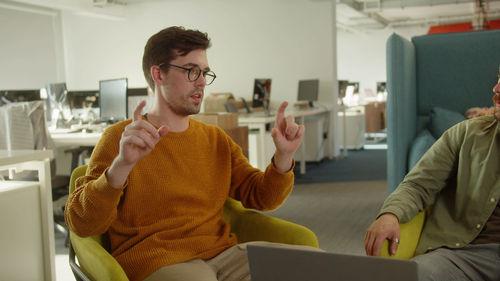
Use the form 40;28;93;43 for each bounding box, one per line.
428;107;465;139
408;129;436;170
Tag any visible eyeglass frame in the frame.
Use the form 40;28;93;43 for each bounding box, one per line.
157;63;216;85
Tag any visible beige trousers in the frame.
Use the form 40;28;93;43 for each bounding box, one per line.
143;241;320;281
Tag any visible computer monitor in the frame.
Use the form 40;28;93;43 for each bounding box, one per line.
46;83;67;104
252;78;272;111
349;82;360;94
338;80;349;99
99;78;128;122
0;89;41;105
67;90;99;109
127;87;148;97
376;82;386;93
127;88;149;119
297;79;319;107
46;83;72;124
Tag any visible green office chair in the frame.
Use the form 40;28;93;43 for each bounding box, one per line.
68;165;319;281
379;210;426;259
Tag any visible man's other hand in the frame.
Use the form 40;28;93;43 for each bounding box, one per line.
271;101;305;172
364;213;400;256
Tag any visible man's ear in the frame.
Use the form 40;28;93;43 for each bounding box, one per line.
151;65;164;86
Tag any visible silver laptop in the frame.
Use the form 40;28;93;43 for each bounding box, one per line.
247;244;418;281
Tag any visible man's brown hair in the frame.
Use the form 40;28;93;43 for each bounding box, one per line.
142;26;211;91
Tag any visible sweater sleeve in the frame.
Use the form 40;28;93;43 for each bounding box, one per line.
379;121;465;223
64;123;127;237
226;132;294;211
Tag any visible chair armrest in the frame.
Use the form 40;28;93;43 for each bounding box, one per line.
69;232;129;281
380;210;425;259
223;198;319;248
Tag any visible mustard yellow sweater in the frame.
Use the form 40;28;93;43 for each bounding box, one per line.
65;118;294;281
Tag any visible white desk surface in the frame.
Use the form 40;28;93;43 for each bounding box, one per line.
50;132;102;147
0;149;53;166
238;106;331;124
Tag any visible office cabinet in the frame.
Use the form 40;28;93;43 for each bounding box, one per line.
338;111;365;150
0;150;55;281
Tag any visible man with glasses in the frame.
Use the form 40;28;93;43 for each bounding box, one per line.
66;26;306;281
365;68;500;281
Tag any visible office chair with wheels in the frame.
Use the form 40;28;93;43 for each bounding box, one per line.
68;165;319;281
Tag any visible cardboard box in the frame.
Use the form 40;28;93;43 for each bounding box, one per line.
364;102;386;133
204;93;235;113
224;126;249;159
191;112;238;130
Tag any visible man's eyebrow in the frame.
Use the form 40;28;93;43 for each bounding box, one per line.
183;63;210;71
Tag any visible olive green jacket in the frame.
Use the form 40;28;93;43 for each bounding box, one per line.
380;115;500;255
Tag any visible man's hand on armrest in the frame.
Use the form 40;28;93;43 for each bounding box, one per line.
364;213;400;256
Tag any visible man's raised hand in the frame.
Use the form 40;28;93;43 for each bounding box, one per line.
271;101;305;172
106;101;168;188
117;101;169;166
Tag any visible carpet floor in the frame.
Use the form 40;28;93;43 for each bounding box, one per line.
269;180;387;254
294;149;387;184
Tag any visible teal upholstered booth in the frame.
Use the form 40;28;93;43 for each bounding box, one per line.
386;30;500;194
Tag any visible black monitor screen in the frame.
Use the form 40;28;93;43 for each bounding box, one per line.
338;80;349;98
127;88;148;96
252;78;272;108
297;79;319;105
67;90;99;109
46;83;69;122
349;82;360;94
46;83;67;104
377;82;386;93
0;89;41;104
99;78;128;121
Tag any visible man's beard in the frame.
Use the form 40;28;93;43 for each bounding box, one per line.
493;95;500;121
166;88;203;116
170;102;201;116
494;107;500;121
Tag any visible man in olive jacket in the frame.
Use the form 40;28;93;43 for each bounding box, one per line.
365;70;500;281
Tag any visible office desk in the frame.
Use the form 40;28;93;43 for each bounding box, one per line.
50;106;334;175
50;131;101;175
338;110;365;150
239;106;333;174
51;132;101;147
0;150;55;281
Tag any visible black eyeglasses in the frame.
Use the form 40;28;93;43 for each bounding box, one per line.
158;63;216;85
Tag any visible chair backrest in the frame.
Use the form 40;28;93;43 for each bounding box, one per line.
412;30;499;128
0;100;54;150
0;101;56;179
386;29;500;193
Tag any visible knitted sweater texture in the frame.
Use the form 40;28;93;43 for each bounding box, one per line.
65;118;294;281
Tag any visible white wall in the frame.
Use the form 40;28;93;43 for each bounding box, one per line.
0;5;64;89
61;0;336;108
336;26;428;99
